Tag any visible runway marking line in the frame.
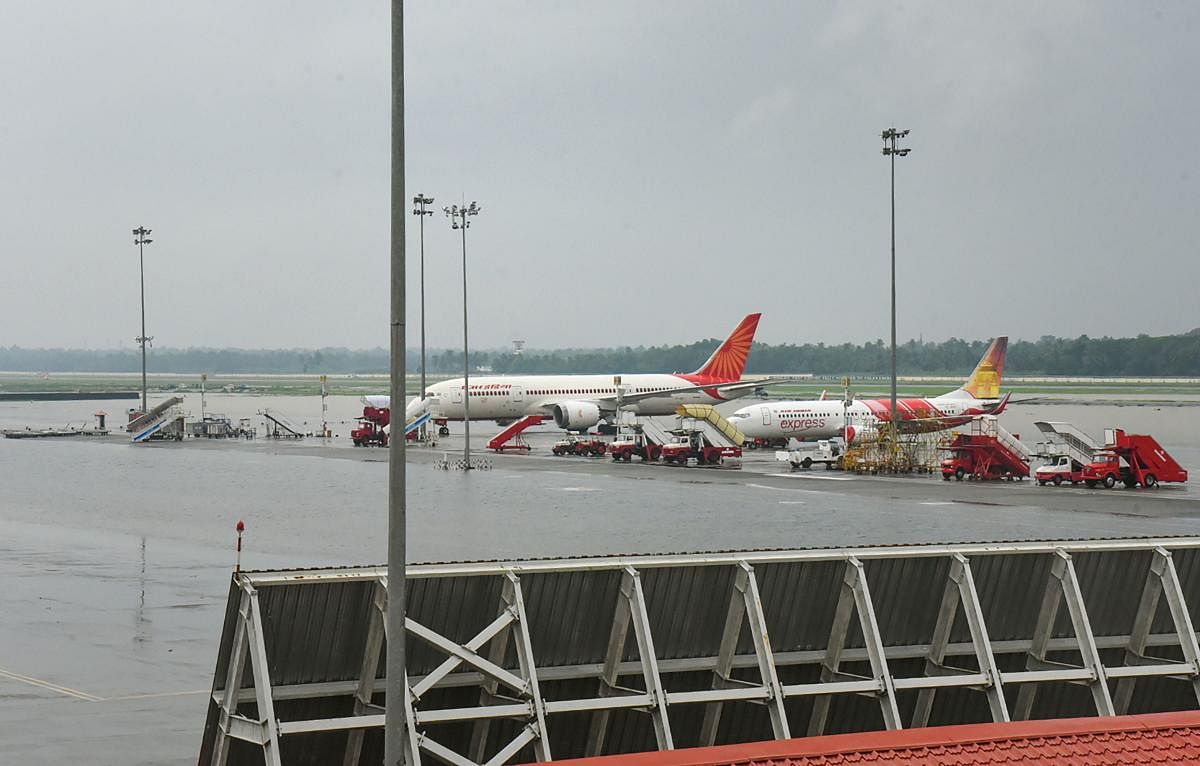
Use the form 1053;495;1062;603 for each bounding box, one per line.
765;472;854;481
0;667;103;702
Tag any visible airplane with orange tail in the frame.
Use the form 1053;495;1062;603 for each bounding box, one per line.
377;314;772;431
728;337;1011;444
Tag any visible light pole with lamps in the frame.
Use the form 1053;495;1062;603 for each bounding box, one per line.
445;202;481;469
881;128;910;433
132;226;154;414
413;194;434;439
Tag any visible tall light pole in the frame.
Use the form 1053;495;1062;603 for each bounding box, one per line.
132;226;153;413
413;193;434;439
881;128;910;433
385;0;409;763
444;202;481;469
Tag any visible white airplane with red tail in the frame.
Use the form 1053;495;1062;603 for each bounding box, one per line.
728;337;1011;443
372;314;771;431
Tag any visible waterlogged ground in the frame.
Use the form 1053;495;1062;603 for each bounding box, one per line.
0;394;1198;763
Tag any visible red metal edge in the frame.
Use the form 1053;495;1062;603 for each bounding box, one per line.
526;710;1200;766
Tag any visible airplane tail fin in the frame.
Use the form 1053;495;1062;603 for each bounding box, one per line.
947;336;1008;400
691;313;761;381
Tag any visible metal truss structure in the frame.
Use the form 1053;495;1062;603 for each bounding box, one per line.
200;538;1200;766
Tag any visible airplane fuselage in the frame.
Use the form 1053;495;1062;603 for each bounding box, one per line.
731;395;1003;442
423;373;749;421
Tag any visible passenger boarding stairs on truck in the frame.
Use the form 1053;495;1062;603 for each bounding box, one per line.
635;417;677;448
1034;421;1100;467
382;410;433;440
1098;429;1189;487
404;412;432;438
130;397;185;443
942;415;1031;480
487;415;547;452
674;404;746;448
259;409;304;439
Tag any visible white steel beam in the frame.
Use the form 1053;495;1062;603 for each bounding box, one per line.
1155;548;1200;705
240;630;1191;707
625;566;674;750
211;587;252;766
470;582;519;764
808;558;900;735
1115;547;1200;714
484;725;538;766
241;538;1200;585
406;618;527;694
738;562;791;740
1015;550;1114;719
1014;552;1067;720
911;554;1008;727
585;571;635;756
910;557;962;728
953;554;1009;723
412;611;516;699
245;586;283;766
1056;551;1115;716
698;563;749;746
503;572;551;763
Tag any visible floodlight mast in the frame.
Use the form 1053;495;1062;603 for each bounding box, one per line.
386;1;409;763
445;202;482;469
132;226;153;413
413;193;434;440
881;127;910;434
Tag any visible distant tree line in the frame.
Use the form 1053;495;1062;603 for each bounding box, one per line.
2;329;1198;376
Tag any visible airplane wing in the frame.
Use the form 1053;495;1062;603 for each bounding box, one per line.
592;377;789;411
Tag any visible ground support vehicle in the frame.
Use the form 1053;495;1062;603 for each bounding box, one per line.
745;437;789;450
551;435;608;457
351;405;390;447
1081;429;1188;489
1035;454;1086;486
487;415;546;452
609;428;663;462
775;439;841;470
659;431;741;466
938;417;1030;481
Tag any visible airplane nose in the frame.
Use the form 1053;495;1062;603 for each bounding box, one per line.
730;408;757;435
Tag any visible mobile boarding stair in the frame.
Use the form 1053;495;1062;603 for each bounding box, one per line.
1092;428;1189;488
259;409;304;439
404;412;432;438
1033;421;1100;467
636;416;676;448
675;404;747;449
487;415;547;452
941;415;1030;480
129;397;184;443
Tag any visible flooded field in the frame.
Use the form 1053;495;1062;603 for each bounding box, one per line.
1;392;1198;764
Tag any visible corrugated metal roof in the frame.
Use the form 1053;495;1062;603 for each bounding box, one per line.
534;711;1200;766
199;537;1200;766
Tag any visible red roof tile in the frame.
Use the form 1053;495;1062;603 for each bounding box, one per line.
539;711;1200;766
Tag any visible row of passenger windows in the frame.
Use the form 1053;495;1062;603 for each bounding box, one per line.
525;387;672;396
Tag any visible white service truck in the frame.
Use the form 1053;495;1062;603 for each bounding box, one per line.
775;439;842;470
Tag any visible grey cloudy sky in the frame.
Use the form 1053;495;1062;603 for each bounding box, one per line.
2;1;1197;351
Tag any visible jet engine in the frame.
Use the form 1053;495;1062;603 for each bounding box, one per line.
845;425;879;445
553;401;601;431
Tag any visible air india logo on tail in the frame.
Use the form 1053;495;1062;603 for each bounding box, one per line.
961;337;1008;400
691;313;762;382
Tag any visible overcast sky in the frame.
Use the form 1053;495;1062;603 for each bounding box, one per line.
2;1;1197;351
